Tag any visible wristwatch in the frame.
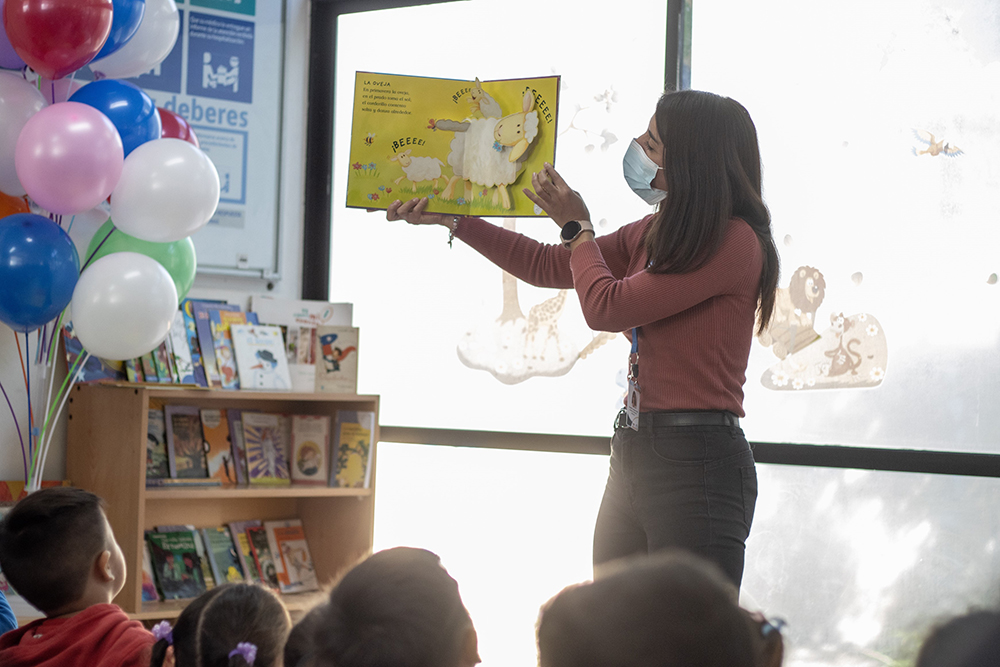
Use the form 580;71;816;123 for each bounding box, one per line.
560;220;594;249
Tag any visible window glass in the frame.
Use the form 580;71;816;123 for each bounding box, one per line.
374;444;1000;667
691;0;1000;453
332;0;666;437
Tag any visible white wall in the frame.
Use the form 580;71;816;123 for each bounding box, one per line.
0;0;311;484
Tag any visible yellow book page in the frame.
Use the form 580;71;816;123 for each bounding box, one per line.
346;72;559;217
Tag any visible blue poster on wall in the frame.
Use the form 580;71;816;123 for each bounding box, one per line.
186;13;255;104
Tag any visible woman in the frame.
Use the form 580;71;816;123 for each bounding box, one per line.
387;89;779;588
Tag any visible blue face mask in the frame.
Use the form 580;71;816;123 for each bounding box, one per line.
623;138;667;205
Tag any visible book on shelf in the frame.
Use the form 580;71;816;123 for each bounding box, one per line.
141;540;161;602
146;530;209;600
242;412;291;486
146;407;169;481
165;405;209;479
290;415;330;486
155;525;216;591
230;324;293;391
201;408;238;484
228;520;263;585
154;341;173;383
200;526;246;585
331;410;376;488
144;477;223;487
314;326;359;394
62;321;127;383
210;309;251;390
167;309;197;384
180;298;212;387
264;519;319;593
192;300;241;388
246;525;281;590
227;409;249;485
140;352;159;383
249;297;353;393
124;358;141;383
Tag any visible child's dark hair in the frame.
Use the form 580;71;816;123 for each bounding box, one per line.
916;609;1000;667
537;550;779;667
284;602;328;667
0;486;108;614
150;583;291;667
310;547;477;667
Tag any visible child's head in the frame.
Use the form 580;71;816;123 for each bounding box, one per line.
283;602;328;667
537;550;783;667
0;486;125;615
304;547;479;667
915;609;1000;667
151;582;291;667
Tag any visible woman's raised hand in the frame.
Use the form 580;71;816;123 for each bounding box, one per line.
523;163;590;228
386;197;451;227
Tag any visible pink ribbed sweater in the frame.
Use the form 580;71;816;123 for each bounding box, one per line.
454;214;762;416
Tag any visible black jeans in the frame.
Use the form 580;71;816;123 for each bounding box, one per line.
593;413;757;589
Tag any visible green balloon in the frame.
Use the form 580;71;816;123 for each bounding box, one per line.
85;220;197;300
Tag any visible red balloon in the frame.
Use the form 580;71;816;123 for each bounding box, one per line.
3;0;113;80
0;191;29;220
157;107;200;148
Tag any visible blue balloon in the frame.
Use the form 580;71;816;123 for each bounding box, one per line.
93;0;147;61
0;214;80;332
69;79;161;157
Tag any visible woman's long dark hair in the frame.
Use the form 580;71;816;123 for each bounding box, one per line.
643;90;779;334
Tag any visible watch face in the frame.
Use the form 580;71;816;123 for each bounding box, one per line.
561;220;582;240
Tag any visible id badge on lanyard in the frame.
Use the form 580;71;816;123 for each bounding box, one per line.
626;327;640;430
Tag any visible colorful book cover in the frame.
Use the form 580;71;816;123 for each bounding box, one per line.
201;526;246;585
154;341;173;383
146;530;208;600
180;297;219;387
331;410;376;488
249;297;354;393
124;358;141;383
155;525;215;591
62;322;128;383
146;407;169;481
165;405;208;479
209;309;249;390
227;409;249;485
291;415;329;486
200;408;238;484
247;525;281;590
242;412;291;486
314;326;359;394
192;300;240;388
167;309;197;384
140;352;159;383
264;519;319;593
141;541;161;602
0;479;66;502
230;324;293;391
346;72;559;217
227;520;262;584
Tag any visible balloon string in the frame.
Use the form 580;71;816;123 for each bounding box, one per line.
25;333;33;457
65;214;76;234
14;331;28;404
47;310;67;366
82;227;116;271
0;379;28;485
29;350;87;488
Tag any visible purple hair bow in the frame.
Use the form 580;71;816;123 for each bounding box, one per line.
151;621;173;644
228;642;258;665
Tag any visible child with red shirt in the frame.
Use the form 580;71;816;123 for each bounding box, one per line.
0;487;155;667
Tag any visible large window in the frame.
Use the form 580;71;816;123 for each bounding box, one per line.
325;2;1000;666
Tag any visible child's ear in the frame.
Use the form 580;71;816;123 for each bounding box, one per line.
96;549;114;582
461;627;480;667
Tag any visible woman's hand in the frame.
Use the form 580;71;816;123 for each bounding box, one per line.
386;197;452;227
523;163;590;228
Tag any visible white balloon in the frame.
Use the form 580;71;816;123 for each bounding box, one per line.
111;138;220;243
88;0;180;79
0;72;47;196
71;252;178;360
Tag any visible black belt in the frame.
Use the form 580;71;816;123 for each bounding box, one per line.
616;409;740;429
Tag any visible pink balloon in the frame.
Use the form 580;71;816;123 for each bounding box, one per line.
15;102;124;215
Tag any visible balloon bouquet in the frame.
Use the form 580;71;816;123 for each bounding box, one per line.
0;0;219;491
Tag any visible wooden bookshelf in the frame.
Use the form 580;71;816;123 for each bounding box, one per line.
65;383;379;620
